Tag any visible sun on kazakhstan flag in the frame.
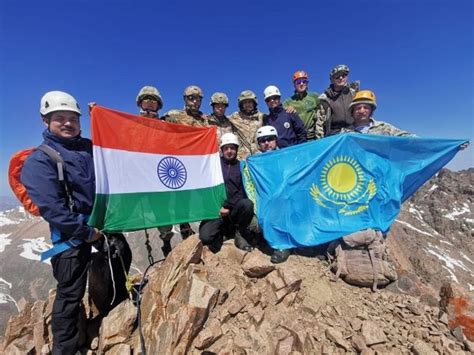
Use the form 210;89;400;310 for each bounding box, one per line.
242;133;467;250
88;106;226;232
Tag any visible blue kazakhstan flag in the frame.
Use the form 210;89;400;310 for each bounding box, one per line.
241;134;468;250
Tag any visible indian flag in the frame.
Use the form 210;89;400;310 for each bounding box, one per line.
88;106;226;232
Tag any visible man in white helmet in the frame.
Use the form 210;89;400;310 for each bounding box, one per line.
21;91;102;354
263;85;307;148
199;133;254;252
256;125;279;153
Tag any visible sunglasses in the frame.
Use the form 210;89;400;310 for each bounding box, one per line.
142;97;158;103
294;79;309;85
258;136;276;144
186;95;201;101
333;73;348;79
265;96;280;102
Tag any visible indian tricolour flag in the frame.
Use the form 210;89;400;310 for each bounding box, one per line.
88;106;226;232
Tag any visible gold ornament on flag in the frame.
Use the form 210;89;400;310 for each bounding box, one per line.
310;156;377;215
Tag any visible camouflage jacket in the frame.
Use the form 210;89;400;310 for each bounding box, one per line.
228;110;264;160
283;91;320;140
206;113;239;143
340;118;413;137
163;108;208;127
316;82;359;138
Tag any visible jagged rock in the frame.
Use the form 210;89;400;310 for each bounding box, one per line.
439;282;474;341
351;334;367;352
193;319;222;350
242;252;275;278
247;305;264;325
107;343;131;354
2;302;34;351
412;339;436;354
98;299;136;352
325;327;350;350
140;237;219;354
350;318;363;331
3;335;35;354
267;268;302;304
361;320;387;346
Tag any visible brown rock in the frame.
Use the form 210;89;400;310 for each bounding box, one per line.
360;348;376;355
350;318;363;331
361;320;387;346
3;335;35;354
99;299;136;352
248;305;264;325
107;343;131;355
411;339;436;355
439;282;474;341
194;319;223;350
351;334;367;352
2;302;34;350
227;299;245;316
325;327;351;351
242;252;275;278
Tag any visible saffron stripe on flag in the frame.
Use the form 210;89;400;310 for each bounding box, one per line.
91;106;217;155
93;147;223;194
89;185;226;232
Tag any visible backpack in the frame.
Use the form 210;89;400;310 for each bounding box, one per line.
327;229;398;291
8;144;73;216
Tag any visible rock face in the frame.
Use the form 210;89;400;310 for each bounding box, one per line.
2;234;473;354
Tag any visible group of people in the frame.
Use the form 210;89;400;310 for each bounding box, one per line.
19;64;439;353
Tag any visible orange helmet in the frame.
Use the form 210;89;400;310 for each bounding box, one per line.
292;70;309;82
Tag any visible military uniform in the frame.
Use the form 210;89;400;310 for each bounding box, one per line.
316;82;359;138
207;113;239;143
283;91;320;140
164;108;209;127
340;118;413;137
228;111;264;160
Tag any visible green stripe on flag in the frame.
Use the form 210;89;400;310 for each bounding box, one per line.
89;184;226;232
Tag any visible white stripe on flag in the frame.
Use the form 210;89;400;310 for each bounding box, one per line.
94;146;224;194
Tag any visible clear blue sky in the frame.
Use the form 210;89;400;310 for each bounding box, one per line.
1;0;473;197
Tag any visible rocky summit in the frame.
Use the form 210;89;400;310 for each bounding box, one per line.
0;168;473;354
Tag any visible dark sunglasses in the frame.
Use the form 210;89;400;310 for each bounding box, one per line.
333;73;348;79
258;136;276;144
142;97;158;103
265;96;280;102
294;79;308;85
186;95;201;101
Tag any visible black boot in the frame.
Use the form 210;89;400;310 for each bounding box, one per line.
159;231;173;257
180;223;193;239
234;230;253;252
271;249;291;264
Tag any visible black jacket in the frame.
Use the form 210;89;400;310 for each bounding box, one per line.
220;156;246;209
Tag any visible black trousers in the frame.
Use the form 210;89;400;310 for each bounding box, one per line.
51;243;91;355
199;198;254;244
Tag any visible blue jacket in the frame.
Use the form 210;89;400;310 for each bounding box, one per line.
263;105;307;148
21;130;96;242
221;156;246;209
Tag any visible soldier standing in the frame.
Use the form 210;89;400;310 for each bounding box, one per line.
228;90;264;160
136;86;164;119
207;92;239;142
317;64;360;136
164;85;208;127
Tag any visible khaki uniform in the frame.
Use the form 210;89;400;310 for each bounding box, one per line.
164;108;208;127
207;113;239;143
229;110;264;160
340;118;413;137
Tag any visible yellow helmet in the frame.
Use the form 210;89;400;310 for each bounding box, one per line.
349;90;377;111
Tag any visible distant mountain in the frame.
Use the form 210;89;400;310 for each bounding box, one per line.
0;196;19;212
0;169;472;337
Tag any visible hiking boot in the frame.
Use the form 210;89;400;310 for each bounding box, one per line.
234;231;253;252
180;223;193;239
271;249;291;264
161;239;172;257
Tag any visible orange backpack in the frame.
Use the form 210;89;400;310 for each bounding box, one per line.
8;145;71;216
